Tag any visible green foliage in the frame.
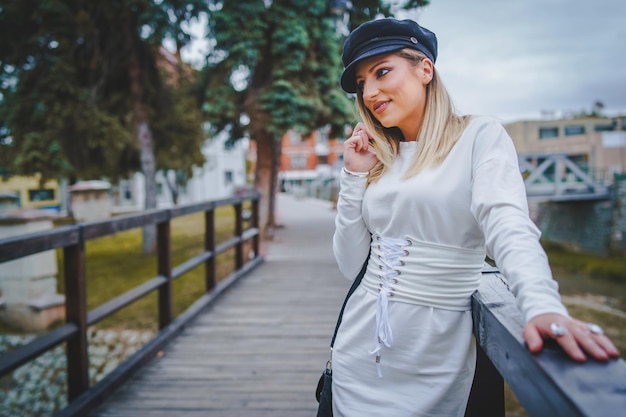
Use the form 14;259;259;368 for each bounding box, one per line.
348;0;430;28
200;0;431;142
0;0;207;182
202;0;357;142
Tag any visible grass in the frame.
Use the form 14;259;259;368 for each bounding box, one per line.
0;205;242;334
542;240;626;283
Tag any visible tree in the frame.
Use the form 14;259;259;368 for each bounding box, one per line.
199;0;429;239
0;0;207;253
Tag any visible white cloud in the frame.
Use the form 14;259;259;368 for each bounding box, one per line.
179;1;626;123
415;0;626;121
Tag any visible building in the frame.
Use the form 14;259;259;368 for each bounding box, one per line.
112;133;249;212
504;116;626;184
245;127;346;197
0;174;62;213
277;127;345;195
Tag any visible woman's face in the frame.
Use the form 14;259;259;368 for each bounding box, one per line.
355;53;432;141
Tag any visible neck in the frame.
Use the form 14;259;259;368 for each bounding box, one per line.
401;119;422;142
400;103;425;142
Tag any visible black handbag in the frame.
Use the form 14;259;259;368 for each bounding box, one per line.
315;257;369;417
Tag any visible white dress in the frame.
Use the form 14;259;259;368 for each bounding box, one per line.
331;116;569;417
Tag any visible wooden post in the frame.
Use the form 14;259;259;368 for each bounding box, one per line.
234;203;244;269
205;209;216;291
157;220;172;329
64;229;89;400
464;344;504;417
252;197;260;258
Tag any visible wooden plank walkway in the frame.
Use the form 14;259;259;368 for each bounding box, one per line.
89;194;349;417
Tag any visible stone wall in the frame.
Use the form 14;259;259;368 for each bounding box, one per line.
533;176;626;256
609;175;626;255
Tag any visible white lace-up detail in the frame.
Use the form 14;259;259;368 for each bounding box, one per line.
369;236;409;377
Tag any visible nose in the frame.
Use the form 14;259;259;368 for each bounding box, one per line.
362;80;379;100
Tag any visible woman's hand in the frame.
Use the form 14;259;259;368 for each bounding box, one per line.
343;123;378;173
523;313;620;362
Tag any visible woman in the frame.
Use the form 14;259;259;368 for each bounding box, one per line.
331;17;619;416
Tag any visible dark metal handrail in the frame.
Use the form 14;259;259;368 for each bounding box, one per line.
0;191;263;416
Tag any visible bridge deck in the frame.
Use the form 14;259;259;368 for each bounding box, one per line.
89;194;348;417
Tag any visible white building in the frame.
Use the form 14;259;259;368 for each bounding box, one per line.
112;133;249;213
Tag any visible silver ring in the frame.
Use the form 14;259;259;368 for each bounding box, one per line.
353;129;361;137
586;323;604;335
550;322;567;337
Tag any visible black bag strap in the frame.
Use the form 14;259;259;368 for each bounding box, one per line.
330;254;370;348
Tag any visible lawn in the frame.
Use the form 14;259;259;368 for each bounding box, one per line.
73;205;242;331
0;205;241;334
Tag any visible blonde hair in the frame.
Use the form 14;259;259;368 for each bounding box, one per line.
356;49;471;184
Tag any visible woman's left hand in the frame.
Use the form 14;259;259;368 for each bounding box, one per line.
523;313;620;362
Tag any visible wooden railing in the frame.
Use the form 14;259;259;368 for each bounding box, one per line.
0;191;263;417
465;267;626;417
2;193;624;417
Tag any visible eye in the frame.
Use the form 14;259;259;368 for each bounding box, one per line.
375;68;391;78
356;80;364;91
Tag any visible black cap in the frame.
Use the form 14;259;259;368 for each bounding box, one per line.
340;18;438;93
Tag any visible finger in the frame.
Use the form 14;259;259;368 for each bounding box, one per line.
569;327;608;361
345;136;364;153
574;322;620;360
581;331;620;360
595;335;620;358
555;333;587;362
355;133;369;152
353;122;366;133
522;324;544;353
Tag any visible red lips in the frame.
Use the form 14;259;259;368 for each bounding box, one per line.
373;100;390;113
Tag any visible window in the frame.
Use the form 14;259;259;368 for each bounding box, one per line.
28;189;55;201
291;154;307;168
564;125;585;136
317;128;329;144
594;121;616;132
123;184;132;200
538;127;559;139
224;171;233;185
289;130;301;145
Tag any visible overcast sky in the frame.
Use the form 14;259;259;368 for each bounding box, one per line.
179;0;626;124
404;0;626;122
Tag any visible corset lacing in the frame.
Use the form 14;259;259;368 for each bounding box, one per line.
369;236;410;377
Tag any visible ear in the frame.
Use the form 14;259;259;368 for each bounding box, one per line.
419;59;434;85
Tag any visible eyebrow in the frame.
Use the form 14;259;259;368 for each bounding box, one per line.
356;59;391;81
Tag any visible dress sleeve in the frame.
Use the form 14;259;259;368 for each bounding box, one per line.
333;169;372;280
469;118;569;322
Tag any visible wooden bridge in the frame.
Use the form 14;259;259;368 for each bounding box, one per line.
1;193;625;417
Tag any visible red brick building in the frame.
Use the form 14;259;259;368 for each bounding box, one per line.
248;127;346;193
